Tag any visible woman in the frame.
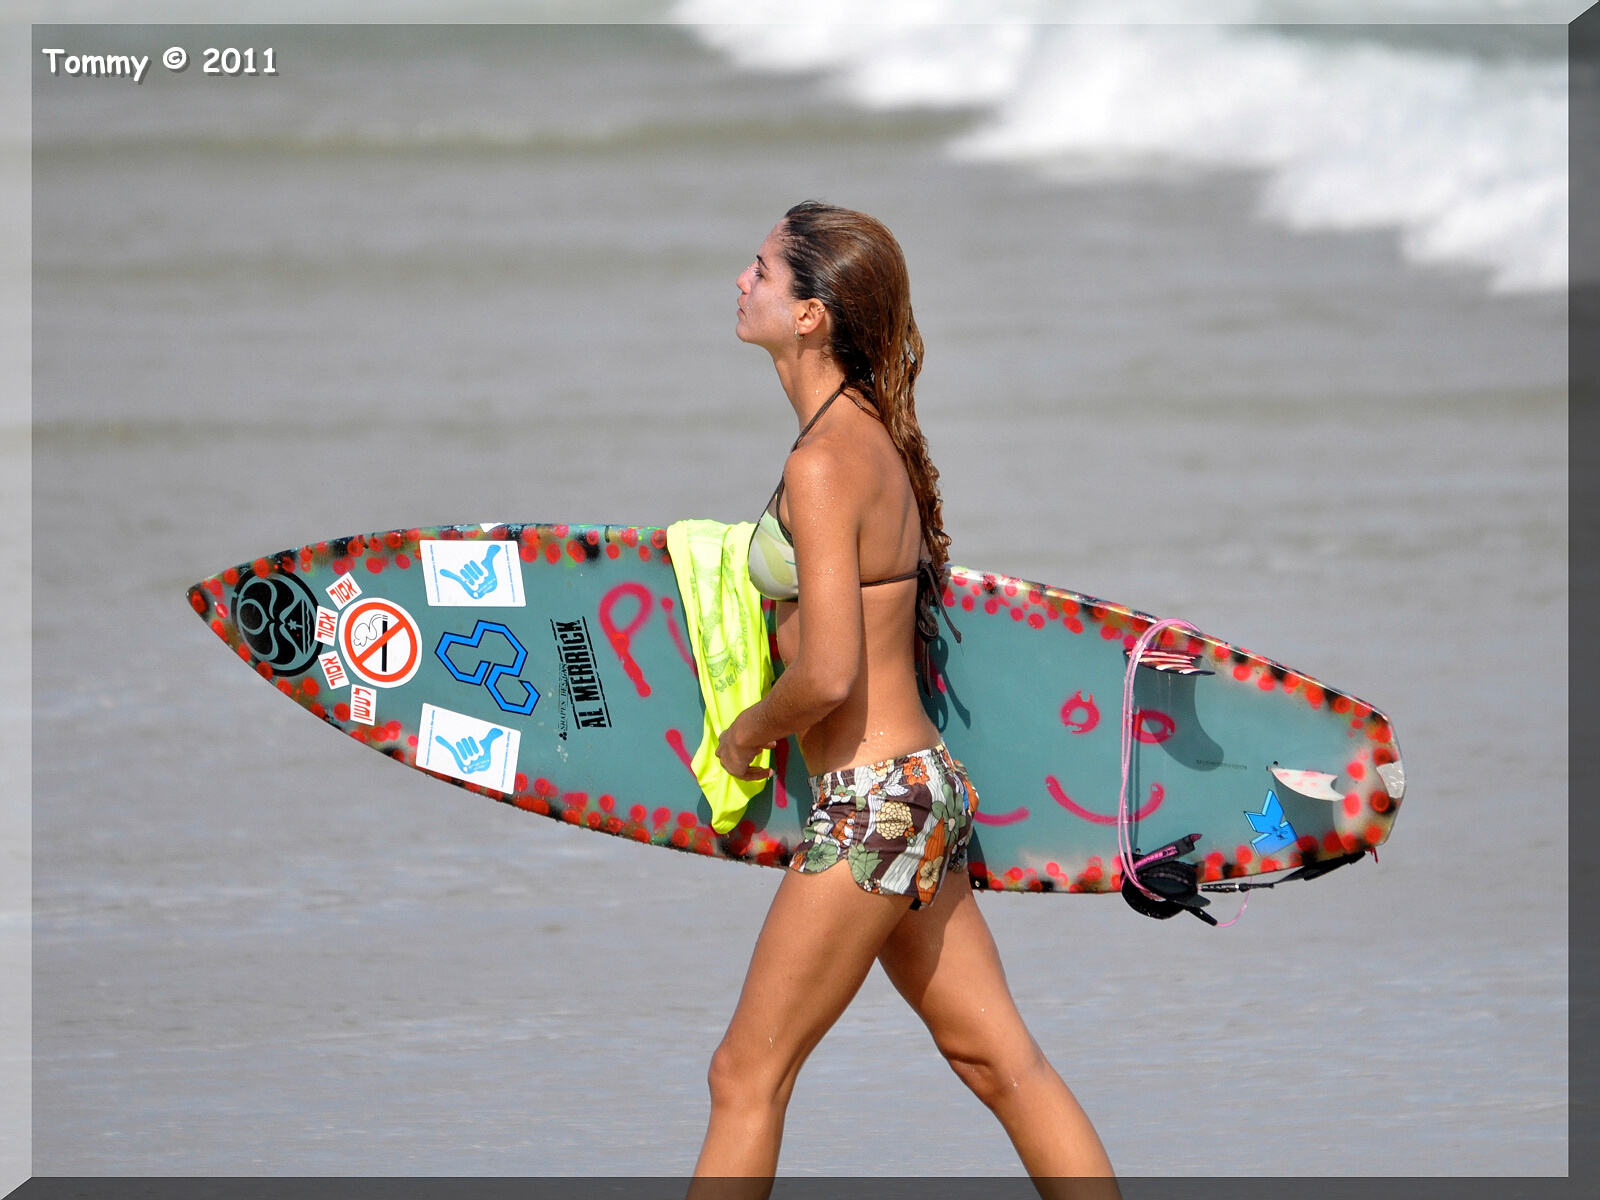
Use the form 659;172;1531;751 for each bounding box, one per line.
691;202;1117;1188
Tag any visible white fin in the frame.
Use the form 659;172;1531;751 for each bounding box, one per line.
479;522;504;532
1269;767;1343;801
1375;761;1406;801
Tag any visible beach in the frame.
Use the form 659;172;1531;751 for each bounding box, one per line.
27;17;1567;1175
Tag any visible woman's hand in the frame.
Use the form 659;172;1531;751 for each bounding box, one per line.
717;710;776;782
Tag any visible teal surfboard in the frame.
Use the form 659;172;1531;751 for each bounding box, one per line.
187;522;1404;897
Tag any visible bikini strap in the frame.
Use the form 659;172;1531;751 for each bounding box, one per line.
859;566;921;587
791;380;852;449
769;380;854;536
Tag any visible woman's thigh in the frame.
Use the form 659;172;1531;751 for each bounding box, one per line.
717;859;912;1086
876;870;1040;1070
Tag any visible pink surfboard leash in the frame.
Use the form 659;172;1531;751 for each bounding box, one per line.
1117;616;1248;927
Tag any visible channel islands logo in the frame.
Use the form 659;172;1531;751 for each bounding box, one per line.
233;569;320;676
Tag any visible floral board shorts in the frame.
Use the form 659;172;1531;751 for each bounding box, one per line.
790;743;978;909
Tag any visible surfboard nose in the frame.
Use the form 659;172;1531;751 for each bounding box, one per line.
187;578;232;643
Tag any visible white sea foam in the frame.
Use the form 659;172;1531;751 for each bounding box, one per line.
676;1;1568;292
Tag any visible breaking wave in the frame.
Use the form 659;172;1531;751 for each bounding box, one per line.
676;2;1567;293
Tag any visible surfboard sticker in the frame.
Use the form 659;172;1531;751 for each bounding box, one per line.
233;571;321;676
1375;761;1406;800
435;620;541;717
416;702;520;791
420;540;525;607
350;685;377;726
1269;767;1344;801
325;574;362;609
314;606;339;645
337;598;423;689
318;651;349;691
1245;791;1297;855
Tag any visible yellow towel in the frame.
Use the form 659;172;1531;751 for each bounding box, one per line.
666;520;776;834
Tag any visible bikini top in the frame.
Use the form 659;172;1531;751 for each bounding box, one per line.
746;383;922;603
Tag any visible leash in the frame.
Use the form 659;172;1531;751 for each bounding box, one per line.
1117;616;1248;927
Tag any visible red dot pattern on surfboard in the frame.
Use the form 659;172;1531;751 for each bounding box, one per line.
187;524;1400;893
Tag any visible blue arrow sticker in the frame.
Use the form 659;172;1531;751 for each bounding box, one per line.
1245;790;1297;856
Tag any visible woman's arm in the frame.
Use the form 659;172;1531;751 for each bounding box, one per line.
717;446;864;780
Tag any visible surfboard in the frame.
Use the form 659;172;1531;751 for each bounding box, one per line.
186;522;1404;897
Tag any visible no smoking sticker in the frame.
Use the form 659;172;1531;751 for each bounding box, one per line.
337;597;422;689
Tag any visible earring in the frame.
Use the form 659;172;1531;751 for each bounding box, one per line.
795;328;802;340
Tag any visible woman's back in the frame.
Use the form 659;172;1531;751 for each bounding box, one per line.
766;390;935;775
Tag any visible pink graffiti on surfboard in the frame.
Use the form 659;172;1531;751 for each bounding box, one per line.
664;728;695;774
973;806;1031;827
659;595;697;676
599;582;653;697
1048;777;1165;825
1133;709;1175;744
1060;690;1099;734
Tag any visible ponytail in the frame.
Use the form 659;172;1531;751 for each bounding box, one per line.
780;200;950;573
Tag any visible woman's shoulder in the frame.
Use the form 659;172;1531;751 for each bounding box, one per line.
784;418;899;510
787;409;880;467
780;435;850;492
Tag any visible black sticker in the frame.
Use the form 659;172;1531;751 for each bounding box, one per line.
550;617;611;738
233;569;320;676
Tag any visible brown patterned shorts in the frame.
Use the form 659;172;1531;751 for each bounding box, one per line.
790;743;978;909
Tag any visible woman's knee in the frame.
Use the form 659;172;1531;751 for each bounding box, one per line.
706;1038;787;1112
941;1041;1051;1111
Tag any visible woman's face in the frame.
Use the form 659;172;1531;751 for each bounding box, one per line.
735;223;804;351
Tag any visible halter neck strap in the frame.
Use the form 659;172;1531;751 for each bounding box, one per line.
792;380;851;450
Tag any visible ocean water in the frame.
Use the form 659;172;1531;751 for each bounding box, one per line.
29;16;1565;1178
682;1;1571;293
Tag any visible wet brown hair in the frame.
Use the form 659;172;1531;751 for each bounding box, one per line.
780;200;950;573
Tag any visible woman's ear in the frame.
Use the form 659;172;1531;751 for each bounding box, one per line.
794;297;829;339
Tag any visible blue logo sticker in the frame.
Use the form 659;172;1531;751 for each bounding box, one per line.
1245;790;1297;856
439;543;502;600
436;620;540;715
435;727;504;775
